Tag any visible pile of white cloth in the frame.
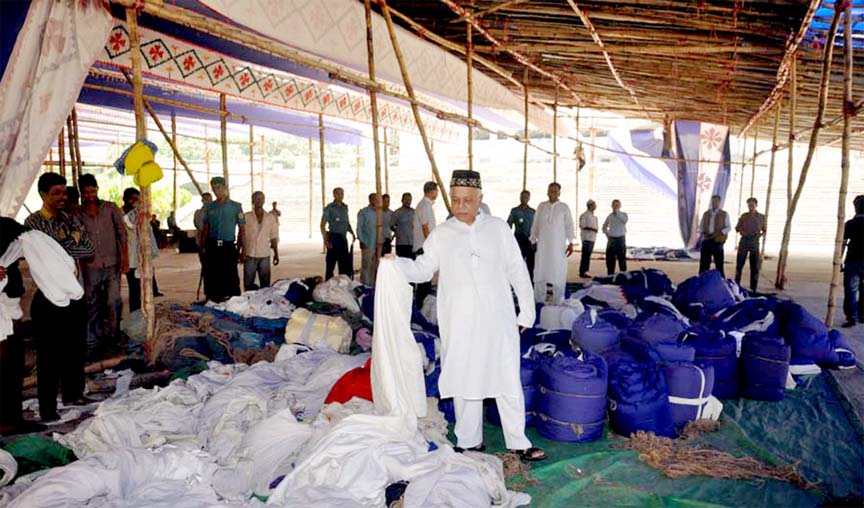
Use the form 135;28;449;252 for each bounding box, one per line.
1;344;529;507
312;275;361;314
208;280;296;320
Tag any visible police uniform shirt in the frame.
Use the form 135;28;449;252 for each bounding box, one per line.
323;202;350;235
204;199;245;242
507;206;535;239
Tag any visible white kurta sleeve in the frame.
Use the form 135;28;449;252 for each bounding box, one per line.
503;229;535;328
564;205;575;243
529;204;542;244
394;231;440;283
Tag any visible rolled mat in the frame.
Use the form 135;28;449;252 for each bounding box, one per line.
663;362;715;429
739;335;790;402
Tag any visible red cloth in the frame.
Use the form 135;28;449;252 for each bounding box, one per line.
324;358;373;405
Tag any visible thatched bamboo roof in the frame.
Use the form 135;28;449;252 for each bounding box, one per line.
384;0;864;150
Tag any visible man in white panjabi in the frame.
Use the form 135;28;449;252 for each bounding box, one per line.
530;182;575;305
390;170;546;462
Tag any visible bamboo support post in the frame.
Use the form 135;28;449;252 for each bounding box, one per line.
749;123;759;199
522;71;529;191
204;125;211;182
249;125;254;194
826;2;853;325
119;69;204;195
383;127;390;195
589;121;596;195
378;0;451;213
219;93;229;191
126;8;155;347
71;107;84;185
575;107;581;214
260;135;265;191
761;101;782;264
775;5;843;290
319;114;326;214
65;115;77;187
735;135;748;246
308;138;314;239
171;112;177;212
553;89;558;182
466;22;474;173
57;129;65;178
46;144;53;174
364;0;384;269
787;56;797;212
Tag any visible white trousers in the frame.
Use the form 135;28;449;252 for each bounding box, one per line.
453;395;532;450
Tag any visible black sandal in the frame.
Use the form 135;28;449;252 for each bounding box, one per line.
515;447;547;462
454;444;486;453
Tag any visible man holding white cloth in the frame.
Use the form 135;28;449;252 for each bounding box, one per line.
388;170;545;461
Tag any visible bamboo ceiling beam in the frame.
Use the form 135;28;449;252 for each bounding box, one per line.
566;0;642;113
438;0;582;103
467;21;473;173
450;0;528;23
739;0;821;136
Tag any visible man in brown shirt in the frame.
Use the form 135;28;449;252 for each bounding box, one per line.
78;174;128;360
699;195;730;277
734;197;766;292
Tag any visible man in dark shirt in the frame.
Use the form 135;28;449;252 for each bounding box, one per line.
842;195;864;327
200;176;245;302
734;197;766;292
320;187;356;280
507;190;536;280
78;174;128;360
391;192;415;259
24;173;95;422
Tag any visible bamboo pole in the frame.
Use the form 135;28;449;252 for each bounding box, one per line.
204;125;211;182
749;123;759;199
47;144;53;174
308;137;314;239
826;2;854;325
466;22;474;173
260;135;265;192
364;0;384;270
523;68;529;191
735;135;748;246
248;125;254;194
761;101;782;264
126;8;155;348
119;69;204;195
65;115;77;187
219;93;229;192
378;0;451;213
319;114;326;214
71;107;84;185
589;121;596;195
383;127;390;195
171;112;177;213
575;107;580;215
553;89;558;182
775;5;843;290
787;56;796;213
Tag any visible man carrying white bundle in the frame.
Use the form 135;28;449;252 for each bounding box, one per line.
386;170;545;462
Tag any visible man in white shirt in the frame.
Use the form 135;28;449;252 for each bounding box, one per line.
530;182;575;304
602;199;628;275
242;191;279;290
699;195;730;277
391;169;545;462
579;200;599;278
413;181;438;305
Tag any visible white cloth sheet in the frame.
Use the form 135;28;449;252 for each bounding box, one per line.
311;275;361;313
0;230;83;307
0;449;17;488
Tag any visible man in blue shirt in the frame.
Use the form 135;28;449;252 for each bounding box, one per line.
357;193;380;285
321;187;356;280
200;177;245;302
507;190;535;280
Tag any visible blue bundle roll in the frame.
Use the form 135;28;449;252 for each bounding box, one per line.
621;312;691;363
829;330;857;369
606;351;675;438
739;335;790;401
777;302;836;368
672;270;737;321
597;268;675;302
663;363;715;429
535;351;607;442
571;309;630;354
283;280;313;306
709;298;779;335
680;325;739;398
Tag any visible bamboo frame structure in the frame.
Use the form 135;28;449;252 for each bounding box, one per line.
735;134;748;246
57;130;65;178
171;112;177;213
126;8;155;347
466;22;474;173
249;125;254;194
787;57;797;212
219;93;229;191
761;101;782;264
379;0;451;213
775;4;844;290
119;69;205;195
553;91;558;182
318;114;326;214
383;127;390;195
826;3;854;325
71;107;84;185
523;68;529;191
364;0;384;267
749;123;759;198
308;137;314;239
65;115;78;187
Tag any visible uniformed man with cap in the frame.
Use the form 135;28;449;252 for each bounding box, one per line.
507;190;536;280
320;187;356;280
390;169;546;462
199;176;245;302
